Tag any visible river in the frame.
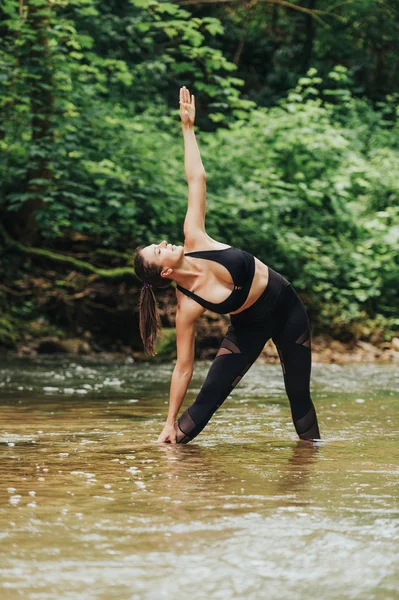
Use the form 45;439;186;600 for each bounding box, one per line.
0;356;398;599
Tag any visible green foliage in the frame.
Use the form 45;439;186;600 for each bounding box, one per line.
0;316;17;348
0;0;398;342
194;0;399;105
155;327;177;360
1;0;252;240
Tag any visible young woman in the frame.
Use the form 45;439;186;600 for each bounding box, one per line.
134;86;320;444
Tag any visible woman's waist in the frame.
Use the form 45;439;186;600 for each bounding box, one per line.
229;257;269;315
230;265;290;323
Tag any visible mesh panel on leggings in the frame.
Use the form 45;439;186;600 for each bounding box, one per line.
216;347;233;357
231;360;253;388
295;329;311;348
221;338;241;353
177;410;196;438
176;424;191;444
216;338;242;358
294;405;320;440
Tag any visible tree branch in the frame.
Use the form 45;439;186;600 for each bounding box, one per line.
0;225;138;281
179;0;344;26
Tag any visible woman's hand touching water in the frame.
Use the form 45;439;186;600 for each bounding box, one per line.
179;86;195;127
157;421;177;444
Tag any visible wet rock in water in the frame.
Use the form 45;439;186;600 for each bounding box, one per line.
380;342;392;350
17;346;38;357
36;337;91;354
328;340;347;353
390;337;399;352
356;340;382;357
131;351;153;362
196;312;230;354
262;339;279;362
385;350;399;362
36;337;66;354
78;341;91;355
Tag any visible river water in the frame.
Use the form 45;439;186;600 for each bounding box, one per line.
0;356;398;600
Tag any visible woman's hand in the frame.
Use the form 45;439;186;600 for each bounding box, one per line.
157;421;177;444
179;85;195;127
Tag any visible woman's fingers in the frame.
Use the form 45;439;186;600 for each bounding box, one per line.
179;86;195;125
179;86;193;105
157;431;176;443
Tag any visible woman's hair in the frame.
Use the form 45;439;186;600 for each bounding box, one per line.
133;245;172;355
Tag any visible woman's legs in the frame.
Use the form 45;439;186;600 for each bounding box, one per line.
176;330;270;443
271;283;320;440
176;273;320;443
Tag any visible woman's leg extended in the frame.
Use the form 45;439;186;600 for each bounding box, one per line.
272;285;320;440
176;330;269;444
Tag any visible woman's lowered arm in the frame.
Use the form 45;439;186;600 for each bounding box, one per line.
157;298;205;444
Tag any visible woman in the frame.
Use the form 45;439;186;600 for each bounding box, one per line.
134;86;320;444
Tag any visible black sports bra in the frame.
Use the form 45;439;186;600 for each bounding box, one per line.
176;246;255;314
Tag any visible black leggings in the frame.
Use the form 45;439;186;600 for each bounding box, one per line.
176;267;320;443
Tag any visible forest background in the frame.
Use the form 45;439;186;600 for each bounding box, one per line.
1;0;398;359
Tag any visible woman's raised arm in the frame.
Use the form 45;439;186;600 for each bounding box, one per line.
180;86;207;241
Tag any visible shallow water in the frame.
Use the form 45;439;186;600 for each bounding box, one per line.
0;356;398;600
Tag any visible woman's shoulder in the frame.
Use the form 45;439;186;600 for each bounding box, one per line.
175;289;206;321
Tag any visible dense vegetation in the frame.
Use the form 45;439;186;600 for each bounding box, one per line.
1;0;398;351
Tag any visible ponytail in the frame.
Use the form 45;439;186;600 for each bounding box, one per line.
138;285;162;355
133;245;172;355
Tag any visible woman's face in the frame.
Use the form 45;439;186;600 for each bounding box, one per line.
141;240;184;273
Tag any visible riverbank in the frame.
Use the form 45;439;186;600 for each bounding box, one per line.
1;259;398;365
4;333;399;364
262;335;399;364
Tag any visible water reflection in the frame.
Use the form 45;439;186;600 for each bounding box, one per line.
277;440;320;495
155;439;321;502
